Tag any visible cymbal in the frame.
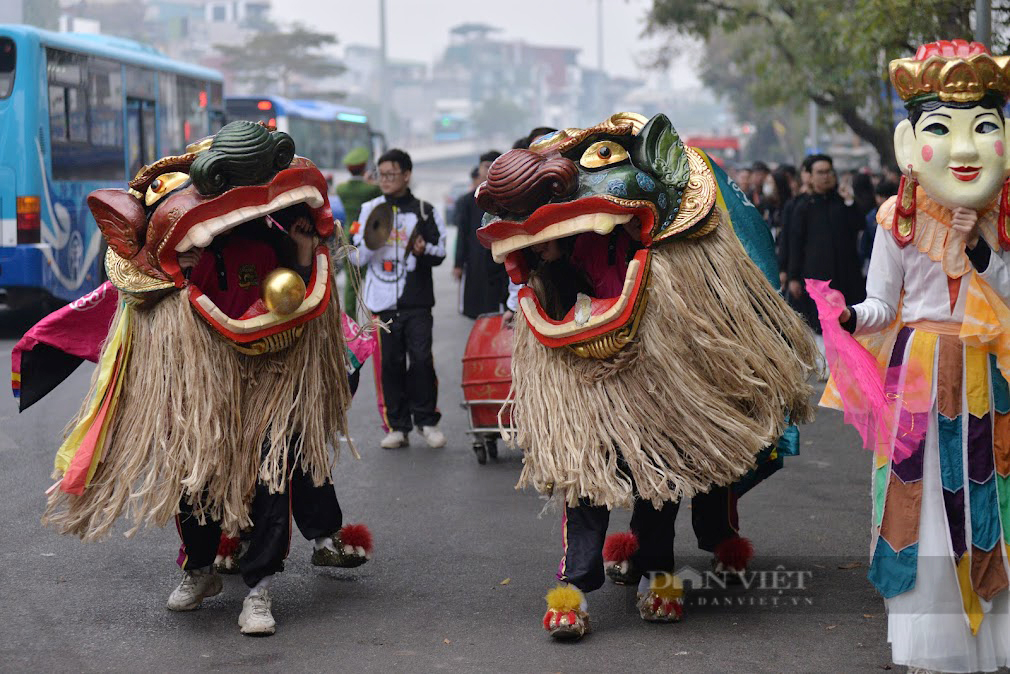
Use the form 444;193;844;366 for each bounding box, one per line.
363;202;394;250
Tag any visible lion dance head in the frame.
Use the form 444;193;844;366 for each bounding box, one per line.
45;121;352;539
477;113;817;508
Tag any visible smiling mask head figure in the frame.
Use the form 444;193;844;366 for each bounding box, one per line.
892;40;1010;211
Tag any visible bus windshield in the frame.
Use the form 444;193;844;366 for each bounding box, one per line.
0;38;14;99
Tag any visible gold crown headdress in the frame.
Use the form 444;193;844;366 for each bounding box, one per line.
889;39;1010;105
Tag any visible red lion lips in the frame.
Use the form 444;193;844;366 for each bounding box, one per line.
477;196;654;349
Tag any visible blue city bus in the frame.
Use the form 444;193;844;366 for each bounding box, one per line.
226;96;385;181
0;25;224;310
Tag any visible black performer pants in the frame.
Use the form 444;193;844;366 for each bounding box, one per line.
177;460;343;588
373;307;440;432
558;484;739;593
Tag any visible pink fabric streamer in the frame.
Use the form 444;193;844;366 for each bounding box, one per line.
341;312;376;365
806;279;923;463
12;281;118;370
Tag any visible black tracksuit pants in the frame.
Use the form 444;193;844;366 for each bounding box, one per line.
176;371;360;588
558;485;739;593
177;464;344;588
373;307;440;432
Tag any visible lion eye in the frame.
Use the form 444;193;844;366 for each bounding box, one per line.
580;140;629;169
143;171;189;207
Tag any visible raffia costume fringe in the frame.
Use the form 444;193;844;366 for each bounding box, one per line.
43;283;351;540
510;210;818;509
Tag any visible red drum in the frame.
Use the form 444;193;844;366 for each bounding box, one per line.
460;313;513;463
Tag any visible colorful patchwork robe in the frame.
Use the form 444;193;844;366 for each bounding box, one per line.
846;191;1010;633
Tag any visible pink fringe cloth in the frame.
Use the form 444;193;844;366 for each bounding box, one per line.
806;279;925;463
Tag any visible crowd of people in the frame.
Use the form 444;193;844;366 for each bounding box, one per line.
728;157;899;333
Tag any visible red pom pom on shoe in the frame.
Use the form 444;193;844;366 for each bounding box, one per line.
339;523;373;554
714;536;754;571
217;534;240;557
602;531;639;563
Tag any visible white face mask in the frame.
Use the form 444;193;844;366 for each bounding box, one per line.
762;179;776;199
896;105;1009;210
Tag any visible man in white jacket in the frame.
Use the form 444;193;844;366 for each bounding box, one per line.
352;149;448;449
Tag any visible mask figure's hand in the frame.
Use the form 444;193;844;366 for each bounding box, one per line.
951;207;981;249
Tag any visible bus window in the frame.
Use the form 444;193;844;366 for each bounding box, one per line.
159;73;182;154
127;98;156;177
46;50;122;181
87;58;124;179
0;38;14;98
209;81;223;108
48;85;67;140
178;77;209;144
208;81;225;133
125;65;157;99
66;86;87;143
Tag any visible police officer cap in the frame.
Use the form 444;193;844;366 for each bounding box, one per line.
343;146;370;167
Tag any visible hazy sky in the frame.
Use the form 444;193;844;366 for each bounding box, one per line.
281;0;699;86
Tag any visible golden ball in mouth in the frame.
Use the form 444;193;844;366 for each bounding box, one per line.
262;268;306;316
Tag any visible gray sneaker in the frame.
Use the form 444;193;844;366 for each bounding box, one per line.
238;589;276;636
166;570;223;611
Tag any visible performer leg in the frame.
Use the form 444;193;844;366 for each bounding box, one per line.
403;308;441;430
167;497;224;612
238;477;293;590
175;496;223;571
544;499;605;640
290;466;342;540
557;499;610;592
692;485;753;576
629;497;679;575
373;310;411;436
630;496;684;623
692;485;739;552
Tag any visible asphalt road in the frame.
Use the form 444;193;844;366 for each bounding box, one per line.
0;234;899;673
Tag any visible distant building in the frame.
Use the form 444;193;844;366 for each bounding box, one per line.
55;0;272;71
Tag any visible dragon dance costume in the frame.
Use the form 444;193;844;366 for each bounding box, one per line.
12;121;363;635
819;41;1010;672
475;113;817;638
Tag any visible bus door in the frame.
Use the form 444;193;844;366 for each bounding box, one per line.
126;98;156;178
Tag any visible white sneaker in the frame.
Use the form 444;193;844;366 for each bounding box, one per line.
421;425;446;448
166;569;223;611
238;589;276;636
380;430;409;449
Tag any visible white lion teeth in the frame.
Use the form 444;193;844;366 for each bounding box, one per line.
189;225;212;248
174;186;324;253
490;212;633;263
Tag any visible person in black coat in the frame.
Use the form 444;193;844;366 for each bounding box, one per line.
786;154;866;331
453;151;508;318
